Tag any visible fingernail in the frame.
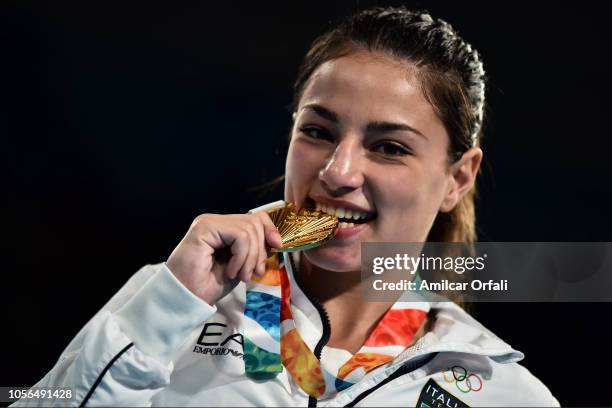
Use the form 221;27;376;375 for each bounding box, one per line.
258;262;266;275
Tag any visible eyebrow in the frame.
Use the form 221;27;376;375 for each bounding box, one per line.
303;103;339;122
301;103;427;139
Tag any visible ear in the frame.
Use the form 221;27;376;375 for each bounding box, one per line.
439;147;483;213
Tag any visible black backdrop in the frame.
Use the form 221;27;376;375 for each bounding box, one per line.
2;2;611;406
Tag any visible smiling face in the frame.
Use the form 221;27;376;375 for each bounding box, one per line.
284;50;459;272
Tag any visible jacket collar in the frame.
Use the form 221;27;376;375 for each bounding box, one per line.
282;251;524;365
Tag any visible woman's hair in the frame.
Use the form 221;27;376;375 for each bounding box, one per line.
291;6;486;245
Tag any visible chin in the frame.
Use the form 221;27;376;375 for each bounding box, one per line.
302;244;361;272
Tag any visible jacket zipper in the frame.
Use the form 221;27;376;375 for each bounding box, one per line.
288;252;439;407
289;252;331;408
343;352;438;407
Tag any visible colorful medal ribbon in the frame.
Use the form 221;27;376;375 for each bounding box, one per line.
243;253;429;398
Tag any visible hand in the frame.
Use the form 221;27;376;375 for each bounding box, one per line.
166;212;282;306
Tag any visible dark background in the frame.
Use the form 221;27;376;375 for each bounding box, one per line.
2;2;610;406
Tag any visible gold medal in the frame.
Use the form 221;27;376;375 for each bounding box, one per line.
266;202;338;252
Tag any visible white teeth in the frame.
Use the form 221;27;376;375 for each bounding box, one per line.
338;222;355;229
316;202;372;220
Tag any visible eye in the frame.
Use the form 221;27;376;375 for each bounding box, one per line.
299;126;334;142
371;141;412;156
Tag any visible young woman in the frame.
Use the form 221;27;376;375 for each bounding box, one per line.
14;7;559;407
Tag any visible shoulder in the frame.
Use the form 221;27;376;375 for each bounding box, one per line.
425;303;559;406
487;358;559;406
423;352;559;407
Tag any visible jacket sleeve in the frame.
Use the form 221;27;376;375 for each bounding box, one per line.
11;263;217;407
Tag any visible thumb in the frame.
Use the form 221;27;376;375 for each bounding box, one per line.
265;224;283;249
256;212;282;248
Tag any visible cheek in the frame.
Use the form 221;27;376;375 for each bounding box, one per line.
285;140;326;200
376;171;420;211
371;165;448;232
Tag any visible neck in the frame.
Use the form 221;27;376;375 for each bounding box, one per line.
296;253;402;354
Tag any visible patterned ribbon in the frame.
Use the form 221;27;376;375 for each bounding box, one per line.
243;253;429;398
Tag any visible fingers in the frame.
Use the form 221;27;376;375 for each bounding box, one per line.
192;212;282;284
224;227;250;280
224;216;271;282
255;211;283;249
252;219;267;276
238;221;260;282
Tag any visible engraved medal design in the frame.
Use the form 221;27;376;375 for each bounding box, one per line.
266;202;338;252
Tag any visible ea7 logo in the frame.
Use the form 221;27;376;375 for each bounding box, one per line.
193;323;244;359
197;323;243;347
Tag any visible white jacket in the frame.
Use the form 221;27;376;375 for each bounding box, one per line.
13;252;559;407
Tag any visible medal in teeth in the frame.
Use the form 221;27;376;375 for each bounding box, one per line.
266;202;339;252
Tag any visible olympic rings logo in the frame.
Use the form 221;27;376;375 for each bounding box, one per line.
441;365;483;393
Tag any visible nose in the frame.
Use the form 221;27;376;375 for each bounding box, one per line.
318;138;365;195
